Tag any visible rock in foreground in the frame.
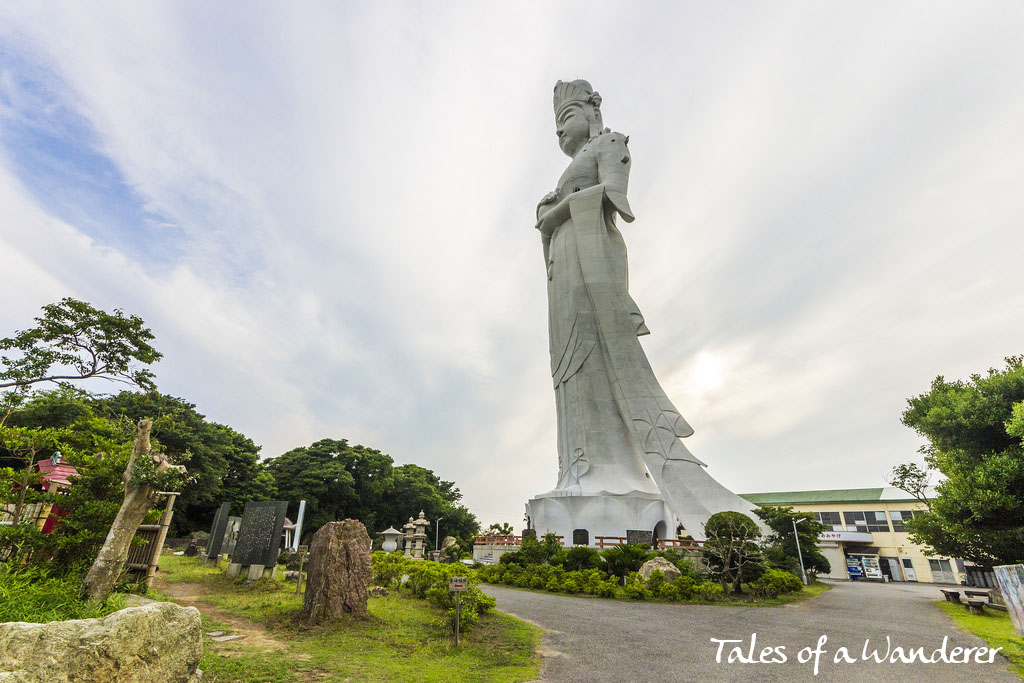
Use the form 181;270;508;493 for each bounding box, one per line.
302;519;371;623
638;556;683;582
0;601;202;682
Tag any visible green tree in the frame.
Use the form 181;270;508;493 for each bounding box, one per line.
265;441;479;549
93;392;275;535
754;506;830;576
702;511;764;594
0;299;160;417
898;356;1024;565
484;522;515;535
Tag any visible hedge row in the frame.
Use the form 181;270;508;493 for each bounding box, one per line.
476;562;803;602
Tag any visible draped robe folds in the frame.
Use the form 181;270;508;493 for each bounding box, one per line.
541;132;760;538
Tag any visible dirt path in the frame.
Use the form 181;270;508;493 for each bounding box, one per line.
151;574;288;654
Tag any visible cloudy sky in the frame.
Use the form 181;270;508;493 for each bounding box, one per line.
1;2;1022;527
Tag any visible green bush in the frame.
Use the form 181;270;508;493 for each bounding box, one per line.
645;569;666;593
595;578;619;598
371;552;494;632
623;578;652;601
750;568;804;598
673;575;698;600
601;544;652;577
656;583;680;601
697;580;724;602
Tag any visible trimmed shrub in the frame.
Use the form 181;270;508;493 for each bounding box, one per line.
750;568;804;598
696;580;724;602
645;569;666;593
673;575;698;600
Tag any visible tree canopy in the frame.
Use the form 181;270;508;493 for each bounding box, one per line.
702;511;764;593
755;506;830;576
898;355;1024;566
0;299;160;405
265;439;478;548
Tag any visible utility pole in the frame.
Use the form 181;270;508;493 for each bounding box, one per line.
792;516;809;586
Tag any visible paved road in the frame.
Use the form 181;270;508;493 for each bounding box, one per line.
484;581;1018;681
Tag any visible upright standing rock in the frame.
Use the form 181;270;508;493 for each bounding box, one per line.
302;519;371;623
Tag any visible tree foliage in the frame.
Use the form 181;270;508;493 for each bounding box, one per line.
900;355;1024;566
0;299;160;405
92;391;274;535
754;506;830;576
702;511;764;594
265;439;478;549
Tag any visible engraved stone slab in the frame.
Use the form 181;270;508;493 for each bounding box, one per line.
521;529;536;541
626;529;653;547
572;528;589;546
223;516;241;556
232;501;288;568
206;502;230;559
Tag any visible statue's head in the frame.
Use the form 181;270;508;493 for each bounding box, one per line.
553;79;604;157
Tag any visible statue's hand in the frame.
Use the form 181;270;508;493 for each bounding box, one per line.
538;190;558;207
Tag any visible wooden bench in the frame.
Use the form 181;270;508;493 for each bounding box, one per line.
965;599;986;615
964;589;990;602
940;589;962;604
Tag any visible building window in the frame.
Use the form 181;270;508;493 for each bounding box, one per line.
890;510;916;532
843;511;890;532
864;511;890;532
844;511;866;531
814;511;843;530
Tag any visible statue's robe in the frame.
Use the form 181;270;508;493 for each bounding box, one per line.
543;131;759;539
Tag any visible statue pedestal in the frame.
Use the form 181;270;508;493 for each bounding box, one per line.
525;490;673;546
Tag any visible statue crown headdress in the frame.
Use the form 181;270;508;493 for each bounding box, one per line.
553;79;602;115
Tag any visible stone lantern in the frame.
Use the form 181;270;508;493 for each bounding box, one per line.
380;527;402;553
402;517;415;558
411;511;430;560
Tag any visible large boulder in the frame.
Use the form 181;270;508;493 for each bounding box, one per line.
0;601;202;682
638;556;683;583
302;519;372;623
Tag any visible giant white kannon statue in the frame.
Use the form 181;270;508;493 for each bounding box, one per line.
526;80;760;543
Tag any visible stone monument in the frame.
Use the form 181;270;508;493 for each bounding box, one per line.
226;500;288;580
526;79;762;543
302;519;371;622
205;502;230;564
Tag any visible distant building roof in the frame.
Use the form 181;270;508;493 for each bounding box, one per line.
36;458;79;490
741;487;922;505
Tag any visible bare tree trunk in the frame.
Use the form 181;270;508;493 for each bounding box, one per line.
82;420;159;602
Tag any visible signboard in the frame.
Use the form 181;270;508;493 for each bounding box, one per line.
819;530;873;543
448;576;468;592
846;556;864;578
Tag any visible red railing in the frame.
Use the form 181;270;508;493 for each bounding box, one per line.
474;534;521;546
473;534;565;546
473;534;694;549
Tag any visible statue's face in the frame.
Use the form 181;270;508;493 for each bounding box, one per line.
556;102;591;157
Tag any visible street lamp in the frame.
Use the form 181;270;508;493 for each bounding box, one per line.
792;516;809;586
435;517;444;554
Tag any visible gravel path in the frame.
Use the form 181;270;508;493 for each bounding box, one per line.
484;580;1017;681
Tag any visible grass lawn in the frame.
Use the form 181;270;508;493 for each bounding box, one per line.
153;555;541;682
936;601;1024;677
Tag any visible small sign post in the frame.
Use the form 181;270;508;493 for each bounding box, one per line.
449;576;468;646
296;545;309;595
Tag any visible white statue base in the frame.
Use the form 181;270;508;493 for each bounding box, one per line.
525;490;675;545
